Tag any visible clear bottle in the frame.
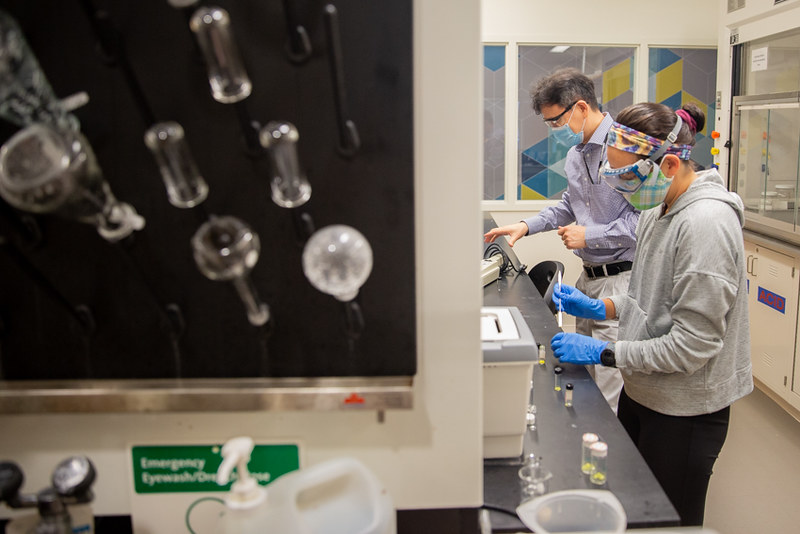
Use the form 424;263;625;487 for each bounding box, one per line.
537;343;546;366
589;441;608;486
564;383;573;407
553;366;563;391
581;433;599;474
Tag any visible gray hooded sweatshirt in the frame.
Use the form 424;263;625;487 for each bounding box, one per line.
609;168;753;417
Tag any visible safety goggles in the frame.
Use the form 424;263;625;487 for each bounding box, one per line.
601;116;686;194
600;159;657;193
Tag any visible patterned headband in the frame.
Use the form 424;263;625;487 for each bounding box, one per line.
607;121;693;160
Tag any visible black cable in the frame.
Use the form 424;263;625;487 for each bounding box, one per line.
483;242;516;274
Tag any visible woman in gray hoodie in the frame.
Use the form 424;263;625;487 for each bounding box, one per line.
551;102;753;526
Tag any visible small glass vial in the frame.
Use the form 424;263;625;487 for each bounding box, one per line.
581;433;599;474
564;383;574;407
589;441;608;486
553;366;563;391
537;343;546;366
526;404;537;430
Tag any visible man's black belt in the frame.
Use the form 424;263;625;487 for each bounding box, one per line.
583;261;633;279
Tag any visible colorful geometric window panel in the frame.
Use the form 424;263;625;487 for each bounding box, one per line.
484;45;506;200
518;46;635;200
648;47;717;169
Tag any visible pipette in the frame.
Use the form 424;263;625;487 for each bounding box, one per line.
557;270;563;327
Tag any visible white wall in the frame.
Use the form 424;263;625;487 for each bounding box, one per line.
482;0;720;298
0;0;485;522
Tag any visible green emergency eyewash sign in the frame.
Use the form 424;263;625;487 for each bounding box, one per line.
131;444;299;494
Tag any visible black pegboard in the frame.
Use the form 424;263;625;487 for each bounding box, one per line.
0;0;415;380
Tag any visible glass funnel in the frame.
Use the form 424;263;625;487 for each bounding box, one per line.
0;9;78;130
191;215;270;326
0;123;145;241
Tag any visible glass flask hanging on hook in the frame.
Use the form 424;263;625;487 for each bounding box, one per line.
302;224;373;302
191;215;270;326
0;123;144;241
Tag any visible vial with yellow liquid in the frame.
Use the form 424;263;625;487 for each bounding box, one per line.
537;343;546;366
553;366;563;391
581;433;599;474
590;441;608;486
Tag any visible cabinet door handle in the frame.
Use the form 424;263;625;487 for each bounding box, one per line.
751;257;758;277
746;254;753;274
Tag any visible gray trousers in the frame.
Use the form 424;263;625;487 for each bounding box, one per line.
575;268;631;413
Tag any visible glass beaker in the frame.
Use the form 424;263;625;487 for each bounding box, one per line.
144;121;208;208
0;123;144;241
191;215;269;326
189;7;252;103
0;9;78;130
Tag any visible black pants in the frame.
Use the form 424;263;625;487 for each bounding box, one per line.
617;388;730;526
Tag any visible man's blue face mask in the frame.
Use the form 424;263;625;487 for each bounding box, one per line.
548;105;585;147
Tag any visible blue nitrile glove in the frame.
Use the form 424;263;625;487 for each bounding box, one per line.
550;332;607;365
552;284;606;320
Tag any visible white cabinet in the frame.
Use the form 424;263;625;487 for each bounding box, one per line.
745;239;800;411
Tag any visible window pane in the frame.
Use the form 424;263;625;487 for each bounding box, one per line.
648;47;718;169
518;46;635;201
740;27;800;96
484;45;506;200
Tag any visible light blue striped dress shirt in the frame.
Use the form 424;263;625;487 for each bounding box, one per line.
523;113;639;265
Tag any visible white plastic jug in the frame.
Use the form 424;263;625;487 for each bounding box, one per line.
213;437;395;534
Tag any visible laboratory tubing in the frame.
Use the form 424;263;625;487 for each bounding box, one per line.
144;122;208;208
189;7;252;103
537;343;546;366
581;433;599;474
564;383;573;407
259;121;311;208
553;366;563;391
590;441;608;486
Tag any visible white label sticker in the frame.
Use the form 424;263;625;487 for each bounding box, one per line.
751;47;769;72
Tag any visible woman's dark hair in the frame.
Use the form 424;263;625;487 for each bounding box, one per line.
530;68;600;114
615;102;705;147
